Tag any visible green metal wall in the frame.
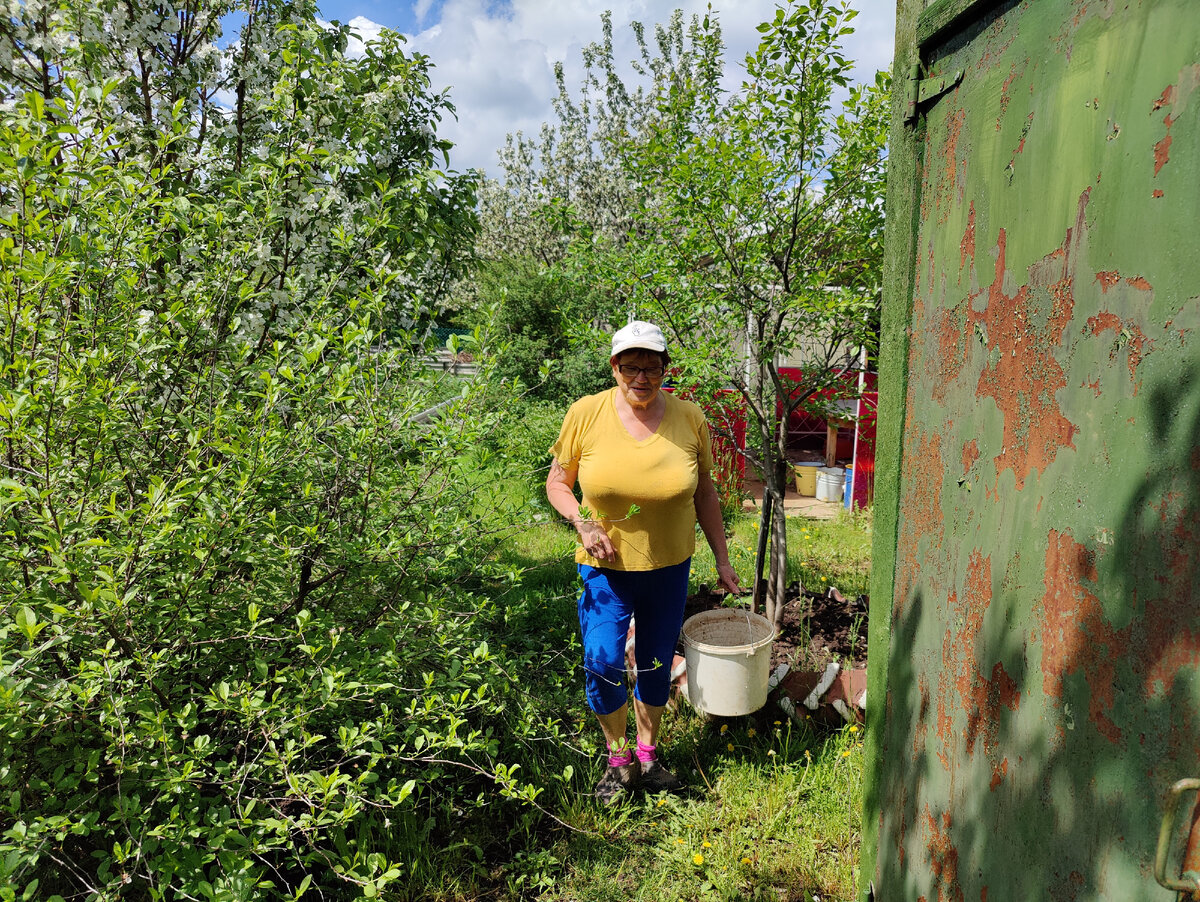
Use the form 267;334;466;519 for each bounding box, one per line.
864;0;1200;899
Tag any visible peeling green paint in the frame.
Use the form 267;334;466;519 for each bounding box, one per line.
866;1;1200;900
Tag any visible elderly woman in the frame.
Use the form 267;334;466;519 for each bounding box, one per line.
546;321;742;802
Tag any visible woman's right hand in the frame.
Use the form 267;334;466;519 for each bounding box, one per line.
576;519;616;562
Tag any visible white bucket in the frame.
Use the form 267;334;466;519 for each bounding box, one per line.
815;466;845;502
681;609;775;716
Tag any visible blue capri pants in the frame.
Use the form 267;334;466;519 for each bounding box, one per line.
576;559;691;715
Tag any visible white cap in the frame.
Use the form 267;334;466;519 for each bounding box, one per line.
611;321;667;357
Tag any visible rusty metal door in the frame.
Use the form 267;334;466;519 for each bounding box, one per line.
863;0;1200;899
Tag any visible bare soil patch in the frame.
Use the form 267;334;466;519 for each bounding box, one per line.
684;583;869;672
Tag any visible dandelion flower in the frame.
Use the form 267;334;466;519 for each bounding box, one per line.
727;742;735;752
768;749;776;757
693;854;705;866
849;725;859;733
741;857;753;865
657;798;667;807
842;749;852;757
720;724;728;734
702;841;712;849
675;838;685;845
774;720;781;726
747;727;756;738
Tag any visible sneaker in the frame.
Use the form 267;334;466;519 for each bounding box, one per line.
594;761;640;805
639;758;682;793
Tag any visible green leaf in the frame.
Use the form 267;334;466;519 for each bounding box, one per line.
14;606;42;643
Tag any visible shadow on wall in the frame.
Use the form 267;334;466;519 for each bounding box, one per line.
875;365;1200;901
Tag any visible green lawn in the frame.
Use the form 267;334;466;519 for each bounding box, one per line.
470;495;872;902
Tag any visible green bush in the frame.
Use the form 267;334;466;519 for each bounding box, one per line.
468;259;612;402
0;30;560;899
475;399;572;507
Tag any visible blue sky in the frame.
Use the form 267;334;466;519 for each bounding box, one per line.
317;0;431;34
312;1;897;176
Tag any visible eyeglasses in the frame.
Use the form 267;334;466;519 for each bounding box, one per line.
617;364;666;379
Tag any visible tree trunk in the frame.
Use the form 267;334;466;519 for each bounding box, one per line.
751;491;772;615
765;488;787;629
763;412;793;631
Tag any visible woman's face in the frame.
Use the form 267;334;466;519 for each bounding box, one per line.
611;349;666;410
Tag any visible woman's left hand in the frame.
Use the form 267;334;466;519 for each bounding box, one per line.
715;562;742;595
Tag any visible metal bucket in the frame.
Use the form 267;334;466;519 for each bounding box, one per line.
793;461;822;496
815;466;845;502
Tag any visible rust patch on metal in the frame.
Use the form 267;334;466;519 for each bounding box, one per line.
965;661;1021;760
959;202;976;269
996;62;1025;130
931;302;971;402
1153;65;1200;177
1086;311;1152;389
962;439;979;474
896;429;947;615
1137;493;1200;698
989;757;1008;791
1040;529;1127;744
1094;271;1120;293
936;551;991;770
1049;870;1087;902
935;107;968;223
1153;127;1173;177
1143;632;1200;699
970;210;1082;489
952;552;993;753
974;18;1017;75
1152;85;1177;111
1005;112;1035;183
914;674;931;758
935;591;967;771
925;807;965;902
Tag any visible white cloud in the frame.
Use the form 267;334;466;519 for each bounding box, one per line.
366;0;897;175
345;15;387;57
413;0;437;28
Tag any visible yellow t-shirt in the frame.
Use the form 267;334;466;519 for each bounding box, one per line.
549;387;714;571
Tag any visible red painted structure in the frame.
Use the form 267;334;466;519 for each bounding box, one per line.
692;370;879;510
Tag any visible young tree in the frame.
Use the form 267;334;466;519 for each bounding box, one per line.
613;0;891;626
498;1;890;626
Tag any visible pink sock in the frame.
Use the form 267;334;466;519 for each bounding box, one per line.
608;740;633;768
636;740;657;764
